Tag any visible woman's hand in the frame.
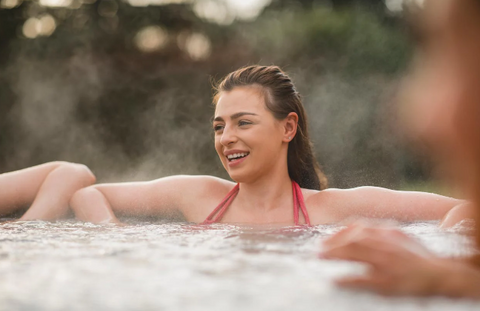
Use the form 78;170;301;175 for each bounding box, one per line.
320;224;480;297
440;202;476;228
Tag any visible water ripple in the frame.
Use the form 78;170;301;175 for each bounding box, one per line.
0;220;478;311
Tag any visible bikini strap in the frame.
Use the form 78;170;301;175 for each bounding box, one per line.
202;184;240;225
203;182;311;226
292;181;311;226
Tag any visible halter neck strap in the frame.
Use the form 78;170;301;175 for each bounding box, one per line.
292;181;311;226
203;184;240;225
202;181;311;226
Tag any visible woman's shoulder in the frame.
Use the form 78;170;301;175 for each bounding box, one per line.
148;174;230;185
305;186;392;201
305;186;404;208
302;187;353;202
303;186;387;224
162;174;233;187
148;174;235;196
151;175;235;222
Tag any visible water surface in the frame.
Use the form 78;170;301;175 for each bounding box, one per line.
0;220;478;311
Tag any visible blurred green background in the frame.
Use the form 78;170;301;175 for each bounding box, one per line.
0;0;442;191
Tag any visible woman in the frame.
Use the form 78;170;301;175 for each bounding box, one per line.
321;0;480;297
0;161;96;220
69;65;465;226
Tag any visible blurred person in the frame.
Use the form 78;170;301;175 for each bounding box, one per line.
321;0;480;297
69;65;465;226
0;162;96;221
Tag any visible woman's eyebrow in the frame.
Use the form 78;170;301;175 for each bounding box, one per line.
231;112;258;120
213;112;258;122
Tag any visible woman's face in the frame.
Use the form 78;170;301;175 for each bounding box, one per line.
213;86;290;183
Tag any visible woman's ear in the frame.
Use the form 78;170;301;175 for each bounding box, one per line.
283;112;298;142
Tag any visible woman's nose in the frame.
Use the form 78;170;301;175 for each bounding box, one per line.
220;127;237;146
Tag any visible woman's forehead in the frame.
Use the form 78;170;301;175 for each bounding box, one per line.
215;87;268;117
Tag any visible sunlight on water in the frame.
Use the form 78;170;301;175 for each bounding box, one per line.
0;220;479;311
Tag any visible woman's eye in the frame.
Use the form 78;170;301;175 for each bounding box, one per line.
238;120;251;126
213;125;224;132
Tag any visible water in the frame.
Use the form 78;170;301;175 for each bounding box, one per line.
0;220;479;311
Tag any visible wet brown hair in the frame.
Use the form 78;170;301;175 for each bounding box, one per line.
213;65;328;190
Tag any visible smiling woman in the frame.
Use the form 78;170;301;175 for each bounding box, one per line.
212;66;326;191
69;65;466;226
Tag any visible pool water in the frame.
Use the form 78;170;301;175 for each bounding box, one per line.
0;220;479;311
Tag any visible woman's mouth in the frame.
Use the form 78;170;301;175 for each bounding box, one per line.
226;152;250;167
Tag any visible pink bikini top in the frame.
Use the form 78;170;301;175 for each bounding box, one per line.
202;181;311;225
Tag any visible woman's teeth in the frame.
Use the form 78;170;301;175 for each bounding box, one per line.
227;153;249;161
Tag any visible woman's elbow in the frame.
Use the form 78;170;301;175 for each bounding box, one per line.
58;162;96;187
74;164;96;186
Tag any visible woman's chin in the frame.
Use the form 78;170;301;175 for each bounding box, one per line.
227;171;249;184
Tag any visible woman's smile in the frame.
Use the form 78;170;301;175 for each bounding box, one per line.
225;150;250;167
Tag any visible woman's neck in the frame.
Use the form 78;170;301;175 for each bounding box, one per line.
235;166;293;214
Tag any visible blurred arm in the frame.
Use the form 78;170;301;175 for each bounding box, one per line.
320;224;480;298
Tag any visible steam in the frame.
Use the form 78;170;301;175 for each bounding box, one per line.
2;48;409;187
3;47;222;183
1;2;420;190
300;71;404;188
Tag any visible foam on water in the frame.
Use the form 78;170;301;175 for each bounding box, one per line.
0;220;479;311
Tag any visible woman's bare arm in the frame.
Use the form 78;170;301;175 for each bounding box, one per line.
0;161;96;220
69;175;232;224
312;186;462;223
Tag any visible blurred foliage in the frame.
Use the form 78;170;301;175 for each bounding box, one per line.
0;0;434;189
244;6;411;74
